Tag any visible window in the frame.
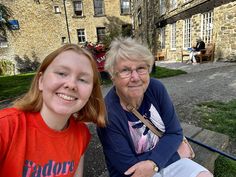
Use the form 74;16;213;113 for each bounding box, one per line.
201;11;213;43
77;29;86;43
73;0;83;16
54;5;61;14
183;18;191;49
170;23;176;49
96;27;105;43
160;0;166;15
0;35;8;48
61;37;66;44
94;0;105;16
120;0;130;14
170;0;177;10
137;8;142;26
160;27;165;49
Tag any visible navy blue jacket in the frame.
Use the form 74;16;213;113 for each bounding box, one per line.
195;41;205;51
97;78;183;177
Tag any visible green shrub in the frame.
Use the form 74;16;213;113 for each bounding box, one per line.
0;59;15;76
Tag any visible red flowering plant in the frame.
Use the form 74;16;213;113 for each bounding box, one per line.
82;42;107;73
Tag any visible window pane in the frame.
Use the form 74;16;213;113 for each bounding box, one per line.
96;27;105;43
183;18;191;48
201;11;213;43
94;0;104;15
121;0;130;14
77;29;86;43
171;23;176;49
73;1;83;16
160;27;165;49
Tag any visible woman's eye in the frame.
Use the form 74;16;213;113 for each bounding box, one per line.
56;72;66;77
78;78;88;83
120;68;130;74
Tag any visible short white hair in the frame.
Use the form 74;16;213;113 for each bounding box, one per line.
105;37;154;76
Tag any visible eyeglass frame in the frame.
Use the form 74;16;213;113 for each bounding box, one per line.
114;64;150;79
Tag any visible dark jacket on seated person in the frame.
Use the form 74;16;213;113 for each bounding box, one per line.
194;40;205;52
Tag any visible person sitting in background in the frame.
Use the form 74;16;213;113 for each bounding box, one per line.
97;37;213;177
0;44;106;177
188;37;205;65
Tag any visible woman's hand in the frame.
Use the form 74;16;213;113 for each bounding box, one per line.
124;160;157;177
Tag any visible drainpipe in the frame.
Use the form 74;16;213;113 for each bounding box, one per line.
63;0;71;43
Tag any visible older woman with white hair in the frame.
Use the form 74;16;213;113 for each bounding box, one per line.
97;37;213;177
188;37;205;64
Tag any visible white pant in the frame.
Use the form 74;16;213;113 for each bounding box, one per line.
153;158;209;177
189;51;201;63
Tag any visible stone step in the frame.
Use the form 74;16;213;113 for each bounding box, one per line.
181;123;229;173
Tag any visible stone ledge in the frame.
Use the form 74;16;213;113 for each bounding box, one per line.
181;122;229;173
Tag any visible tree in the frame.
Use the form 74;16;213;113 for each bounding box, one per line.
0;3;13;38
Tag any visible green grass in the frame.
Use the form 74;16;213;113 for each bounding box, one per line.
196;100;236;177
197;100;236;141
0;73;35;100
151;66;187;78
214;156;236;177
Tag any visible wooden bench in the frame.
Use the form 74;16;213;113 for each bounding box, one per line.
181;43;215;63
156;49;167;61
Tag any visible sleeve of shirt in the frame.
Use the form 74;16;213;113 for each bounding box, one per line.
147;79;183;169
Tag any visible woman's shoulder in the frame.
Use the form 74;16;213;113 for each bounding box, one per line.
0;108;27;137
0;107;24;120
149;78;165;89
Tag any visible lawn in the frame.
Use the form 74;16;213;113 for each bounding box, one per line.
0;73;35;101
196;100;236;177
0;66;186;100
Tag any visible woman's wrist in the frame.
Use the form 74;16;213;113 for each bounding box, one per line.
147;160;159;172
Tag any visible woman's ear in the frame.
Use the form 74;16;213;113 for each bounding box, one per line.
38;72;43;91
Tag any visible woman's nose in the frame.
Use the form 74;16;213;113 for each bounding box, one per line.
130;70;140;80
64;77;77;90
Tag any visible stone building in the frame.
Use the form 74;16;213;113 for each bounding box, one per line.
0;0;132;74
132;0;236;62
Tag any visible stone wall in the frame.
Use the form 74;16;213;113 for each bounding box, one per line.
133;0;236;62
0;0;132;73
214;2;236;61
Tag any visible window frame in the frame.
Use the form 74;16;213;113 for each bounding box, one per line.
170;0;177;10
54;5;61;14
73;0;83;16
201;11;213;44
0;35;8;48
93;0;105;16
170;23;176;50
183;18;191;49
77;29;86;44
120;0;130;15
96;27;106;43
160;0;166;15
160;27;165;49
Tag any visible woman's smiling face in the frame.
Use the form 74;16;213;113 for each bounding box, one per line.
112;59;150;106
38;50;94;119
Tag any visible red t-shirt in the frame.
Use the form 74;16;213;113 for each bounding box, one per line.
0;108;91;177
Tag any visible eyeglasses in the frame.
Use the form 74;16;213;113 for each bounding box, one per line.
115;65;149;78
